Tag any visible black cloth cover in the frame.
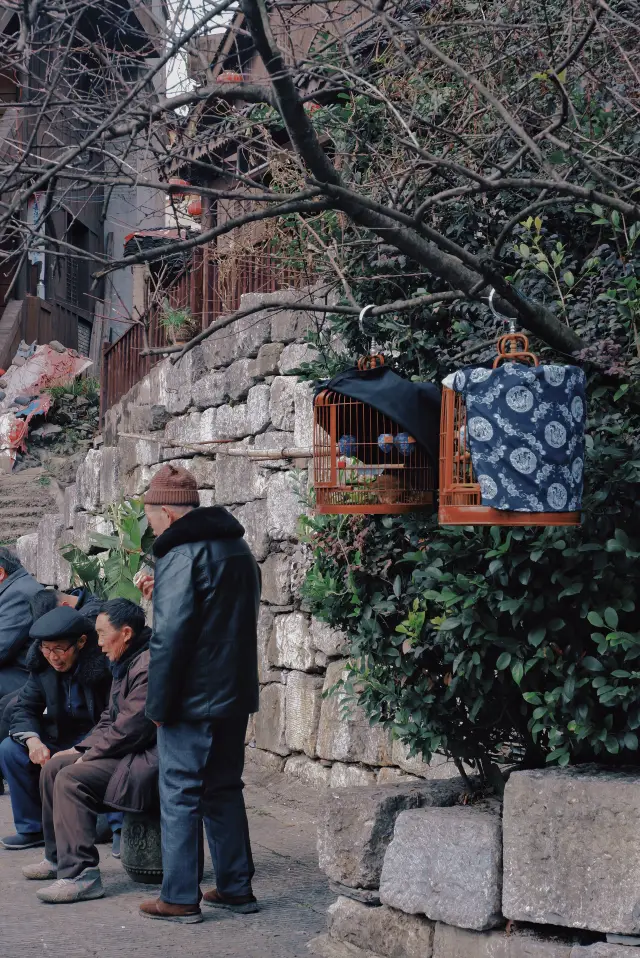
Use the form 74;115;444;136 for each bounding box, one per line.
317;365;441;466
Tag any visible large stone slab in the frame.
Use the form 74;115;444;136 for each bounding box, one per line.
330;765;377;789
433;924;573;958
63;483;79;529
100;446;121;507
279;343;319;374
261;552;293;605
316;660;393;767
266;471;305;540
294;380;314;450
75;448;103;511
570;948;638;958
310;619;347;658
254;682;290;756
37;515;69;587
270;612;315;672
285;671;324;756
16;532;38;577
380;807;503;931
308;933;378;958
285;754;332;789
328;897;434;958
257;607;283;684
213;455;267;505
233;500;270;561
503;767;640;934
270;376;298;431
317;779;463;890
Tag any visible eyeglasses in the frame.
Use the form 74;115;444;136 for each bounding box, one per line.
40;644;74;658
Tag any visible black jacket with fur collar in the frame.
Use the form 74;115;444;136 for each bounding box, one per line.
10;636;111;745
146;506;261;724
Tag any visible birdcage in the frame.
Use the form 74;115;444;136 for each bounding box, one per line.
439;333;582;526
313;358;437;515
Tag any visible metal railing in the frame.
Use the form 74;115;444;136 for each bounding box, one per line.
100;248;306;416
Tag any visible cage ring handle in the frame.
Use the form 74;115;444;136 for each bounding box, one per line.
489;288;516;334
358;303;376;335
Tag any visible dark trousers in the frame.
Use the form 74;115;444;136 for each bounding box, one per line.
40;752;119;878
0;736;70;834
0;691;21;743
158;716;254;905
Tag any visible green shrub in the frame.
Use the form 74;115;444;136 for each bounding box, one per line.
61;498;154;601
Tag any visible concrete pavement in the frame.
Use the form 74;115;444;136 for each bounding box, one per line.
0;760;332;958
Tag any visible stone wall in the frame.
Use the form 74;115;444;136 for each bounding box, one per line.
16;287;460;786
311;766;640;958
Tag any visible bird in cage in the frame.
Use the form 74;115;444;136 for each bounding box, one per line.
338;434;358;457
377;433;395;455
394;433;416;456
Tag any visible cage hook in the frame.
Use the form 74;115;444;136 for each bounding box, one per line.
359;303;378;354
489;288;516;334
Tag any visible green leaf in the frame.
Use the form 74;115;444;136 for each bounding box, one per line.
563;271;575;287
604;607;619;629
519;243;530;259
511;661;524;685
523;692;542;705
528;627;546;647
625;732;639;751
587;611;604;627
496;652;512;670
583;656;605;672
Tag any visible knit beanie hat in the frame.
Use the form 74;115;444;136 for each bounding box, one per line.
144;464;200;506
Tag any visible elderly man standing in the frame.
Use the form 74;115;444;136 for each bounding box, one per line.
138;464;261;925
0;548;42;698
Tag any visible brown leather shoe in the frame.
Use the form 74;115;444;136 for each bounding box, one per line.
139;898;203;923
202;888;259;914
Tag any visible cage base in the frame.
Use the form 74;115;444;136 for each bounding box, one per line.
317;502;435;516
438;504;581;527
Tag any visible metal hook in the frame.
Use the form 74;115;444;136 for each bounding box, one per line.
358;303;376;334
489;288;516;334
358;303;378;355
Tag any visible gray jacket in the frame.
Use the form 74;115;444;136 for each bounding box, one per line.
0;567;42;669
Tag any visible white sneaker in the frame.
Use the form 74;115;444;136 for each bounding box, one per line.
23;859;57;880
36;867;104;903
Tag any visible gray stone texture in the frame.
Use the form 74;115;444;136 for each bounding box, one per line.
328;897;435;958
570;948;638;958
63;483;79;529
261;553;293;605
380;806;503;931
294;380;315;450
252;341;284;377
310;619;347;658
234;500;270;561
75;447;103;511
214;455;267;504
279;343;319;374
433;924;574;958
99;446;121;507
257;607;282;685
271;612;315;672
316;660;393;767
330;765;377;789
503;767;640;934
270;376;298;431
267;471;305;540
37;515;69;587
254;683;290;756
285;671;324;757
284;755;332;789
308;933;379;958
16;532;38;577
317;780;463;890
377;768;421;786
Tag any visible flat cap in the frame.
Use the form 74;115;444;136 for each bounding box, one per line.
29;606;93;642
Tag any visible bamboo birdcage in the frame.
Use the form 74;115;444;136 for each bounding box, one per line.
438;333;581;527
313;358;437;515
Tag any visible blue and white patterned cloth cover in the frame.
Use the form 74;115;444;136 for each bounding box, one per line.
444;362;586;512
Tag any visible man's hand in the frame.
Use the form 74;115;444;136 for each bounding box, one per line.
54;747;80;760
135;572;155;601
26;737;50;767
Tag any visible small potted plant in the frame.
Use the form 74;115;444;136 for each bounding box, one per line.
159;303;198;345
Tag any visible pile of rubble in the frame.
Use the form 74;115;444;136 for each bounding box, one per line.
0;338;97;478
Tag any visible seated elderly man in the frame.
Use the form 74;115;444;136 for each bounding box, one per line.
0;607;111;850
23;598;158;904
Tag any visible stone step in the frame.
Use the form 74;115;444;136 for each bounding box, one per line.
308;935;379;958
